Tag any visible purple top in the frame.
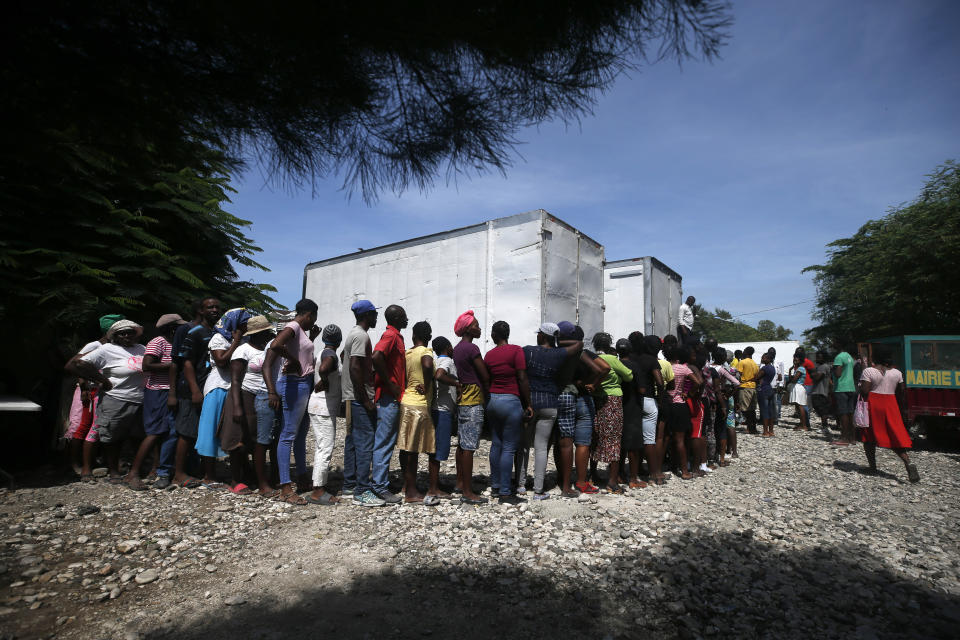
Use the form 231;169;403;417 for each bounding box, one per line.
453;340;482;386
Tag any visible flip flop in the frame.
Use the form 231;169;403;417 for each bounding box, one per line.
177;477;202;489
561;490;580;499
202;481;228;491
423;495;441;507
107;476;125;485
258;488;281;499
229;483;253;495
126;480;149;492
306;492;338;505
906;463;920;483
281;492;307;505
575;481;599;494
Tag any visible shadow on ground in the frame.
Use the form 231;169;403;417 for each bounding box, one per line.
832;459;902;481
133;531;958;640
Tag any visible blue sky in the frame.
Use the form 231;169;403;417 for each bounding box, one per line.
228;0;960;339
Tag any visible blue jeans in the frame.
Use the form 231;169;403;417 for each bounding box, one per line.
774;389;782;420
758;387;776;421
373;396;400;495
277;375;311;485
155;397;179;478
347;400;376;493
487;393;523;496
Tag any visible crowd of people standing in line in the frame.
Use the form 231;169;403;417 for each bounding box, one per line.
62;295;920;506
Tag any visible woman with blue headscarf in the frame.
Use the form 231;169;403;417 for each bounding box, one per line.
195;307;249;488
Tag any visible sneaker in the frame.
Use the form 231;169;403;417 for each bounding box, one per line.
352;490;385;507
498;494;526;505
340;486;355;497
376;490;402;504
699;464;714;474
515;485;527;495
154;475;171;490
533;492;551;501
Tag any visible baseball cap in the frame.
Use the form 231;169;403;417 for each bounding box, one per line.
557;321;576;339
537;322;560;336
351;300;377;314
156;313;187;328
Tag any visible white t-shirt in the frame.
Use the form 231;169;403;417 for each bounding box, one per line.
308;347;342;417
81;343;146;402
679;304;694;330
434;355;458;412
772;361;786;389
80;340;102;355
232;343;267;394
203;333;233;395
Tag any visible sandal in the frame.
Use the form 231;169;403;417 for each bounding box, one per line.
126;480;149;492
177;477;202;489
306;492;338;505
575;481;599;494
107;476;125;485
628;481;647;489
202;481;228;491
229;483;253;495
607;484;625;494
423;495;441;507
258;488;281;499
906;463;920;483
281;492;307;505
561;490;580;499
404;495;425;504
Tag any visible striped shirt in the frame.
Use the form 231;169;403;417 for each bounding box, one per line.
144;336;172;390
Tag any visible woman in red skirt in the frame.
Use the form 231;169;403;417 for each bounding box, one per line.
858;348;920;483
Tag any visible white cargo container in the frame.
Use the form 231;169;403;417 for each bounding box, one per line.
603;257;683;341
302;210;604;352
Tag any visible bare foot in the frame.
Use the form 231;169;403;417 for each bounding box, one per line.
426;490;452;499
404;493;425;504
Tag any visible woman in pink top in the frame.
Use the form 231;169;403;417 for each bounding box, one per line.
264;298;320;504
858;347;919;482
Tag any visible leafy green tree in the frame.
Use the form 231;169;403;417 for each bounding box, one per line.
804;160;960;343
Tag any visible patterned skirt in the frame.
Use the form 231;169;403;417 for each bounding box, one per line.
397;404;436;453
591;395;623;463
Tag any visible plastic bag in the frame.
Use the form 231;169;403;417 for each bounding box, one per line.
854;397;870;429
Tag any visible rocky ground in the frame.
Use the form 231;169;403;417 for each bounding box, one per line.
1;411;959;640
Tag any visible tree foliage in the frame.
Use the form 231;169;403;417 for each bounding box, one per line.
803;160;960;343
693;306;793;343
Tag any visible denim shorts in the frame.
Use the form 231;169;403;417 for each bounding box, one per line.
254;391;280;445
835;391;857;415
758;387;776;421
457;404;483;451
431;409;454;461
142;388;173;436
574;395;594;446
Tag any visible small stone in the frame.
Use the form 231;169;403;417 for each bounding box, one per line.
224;595;247;606
134;569;159;585
0;607;17;616
77;535;90;544
619;529;631;539
109;587;121;599
116;540;139;554
77;505;100;516
98;564;113;576
204;564;217;573
96;591;110;602
214;505;233;512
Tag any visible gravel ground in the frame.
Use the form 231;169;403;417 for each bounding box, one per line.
2;411;959;640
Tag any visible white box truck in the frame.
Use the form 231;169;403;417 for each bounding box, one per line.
302;210;604;351
603;257;683;341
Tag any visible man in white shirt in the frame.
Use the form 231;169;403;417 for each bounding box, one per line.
678;296;695;345
767;347;786;424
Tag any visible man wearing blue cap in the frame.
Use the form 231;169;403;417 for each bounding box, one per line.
342;300;383;506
